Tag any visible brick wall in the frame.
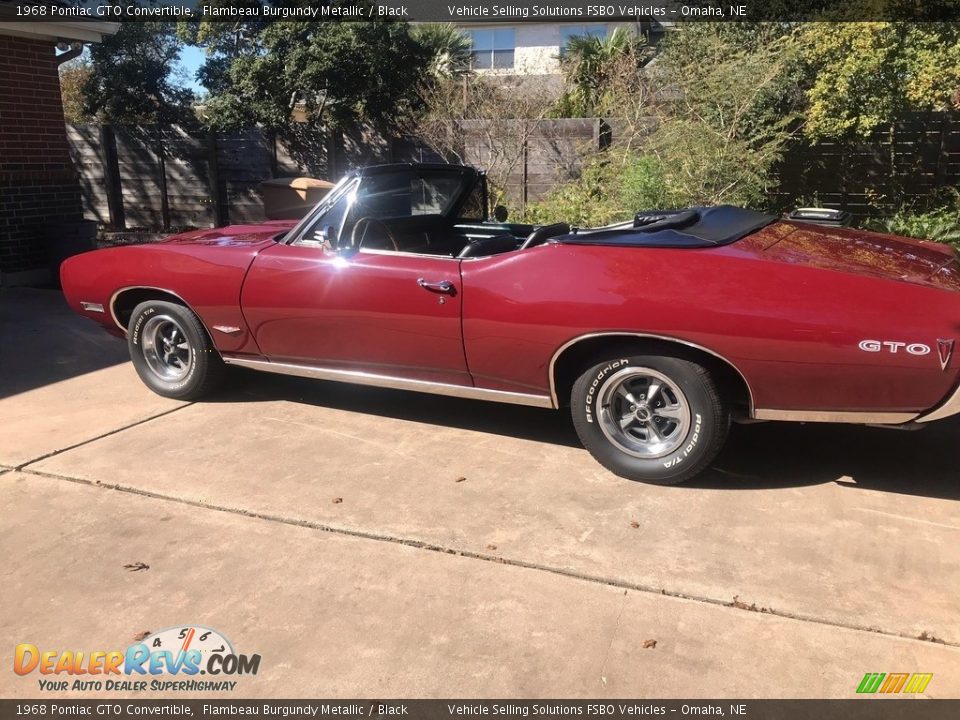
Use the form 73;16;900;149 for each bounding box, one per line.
0;33;83;280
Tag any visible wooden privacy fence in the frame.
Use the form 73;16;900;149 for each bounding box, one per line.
67;120;609;231
67;124;278;230
770;112;960;216
67;112;960;232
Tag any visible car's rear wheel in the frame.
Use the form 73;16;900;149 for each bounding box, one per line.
127;300;224;400
570;354;729;485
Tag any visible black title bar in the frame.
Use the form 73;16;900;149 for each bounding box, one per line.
2;700;960;720
4;0;960;23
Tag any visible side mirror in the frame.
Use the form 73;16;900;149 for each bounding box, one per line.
493;205;509;223
319;225;336;243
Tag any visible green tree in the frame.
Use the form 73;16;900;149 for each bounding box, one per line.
554;28;654;118
800;22;960;139
524;24;803;224
196;12;429;134
412;23;471;80
59;58;94;124
83;22;194;125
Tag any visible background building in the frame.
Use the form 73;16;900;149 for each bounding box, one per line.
0;12;116;286
458;21;663;77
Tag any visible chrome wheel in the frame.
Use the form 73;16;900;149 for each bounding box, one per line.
140;314;193;382
596;367;691;459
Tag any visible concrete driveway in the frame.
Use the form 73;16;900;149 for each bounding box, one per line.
1;287;958;698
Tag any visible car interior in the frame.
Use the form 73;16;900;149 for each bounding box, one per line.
350;215;572;258
294;165;572;259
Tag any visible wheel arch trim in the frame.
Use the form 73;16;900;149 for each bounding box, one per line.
109;285;215;340
547;331;757;414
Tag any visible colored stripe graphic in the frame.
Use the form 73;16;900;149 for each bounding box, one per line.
857;672;933;694
880;673;909;693
857;673;885;693
903;673;934;694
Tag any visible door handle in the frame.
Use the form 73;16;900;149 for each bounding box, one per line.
417;278;456;295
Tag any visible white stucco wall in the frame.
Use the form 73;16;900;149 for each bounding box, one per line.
460;21;643;75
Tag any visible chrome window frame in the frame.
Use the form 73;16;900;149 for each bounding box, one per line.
284;175;360;248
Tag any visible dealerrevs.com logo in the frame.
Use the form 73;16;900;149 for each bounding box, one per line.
14;626;261;692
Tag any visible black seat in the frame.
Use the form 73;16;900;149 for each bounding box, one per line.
457;234;519;258
519;223;570;251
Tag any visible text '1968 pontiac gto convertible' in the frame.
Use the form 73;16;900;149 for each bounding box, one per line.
61;163;960;484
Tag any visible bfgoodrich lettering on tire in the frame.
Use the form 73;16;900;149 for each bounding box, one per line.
571;355;729;485
128;300;225;400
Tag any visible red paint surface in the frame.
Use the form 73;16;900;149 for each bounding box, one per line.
61;220;960;414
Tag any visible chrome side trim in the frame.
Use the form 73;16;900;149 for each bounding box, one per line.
915;383;960;423
754;409;918;424
548;332;756;414
222;357;554;409
80;301;104;313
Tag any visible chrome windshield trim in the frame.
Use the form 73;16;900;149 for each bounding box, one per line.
222;357;554;409
915;382;960;423
284;174;357;246
547;331;756;414
755;409;918;424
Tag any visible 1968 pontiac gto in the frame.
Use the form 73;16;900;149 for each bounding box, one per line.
61;163;960;484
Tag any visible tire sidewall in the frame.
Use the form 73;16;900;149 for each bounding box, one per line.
573;355;721;484
128;302;205;397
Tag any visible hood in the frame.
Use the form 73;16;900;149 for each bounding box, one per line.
161;220;297;248
760;222;960;291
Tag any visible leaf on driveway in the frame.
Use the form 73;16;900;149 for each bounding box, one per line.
642;639;657;649
133;630;151;641
123;562;149;572
332;497;343;504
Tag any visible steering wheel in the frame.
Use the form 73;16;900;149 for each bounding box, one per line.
351;217;400;252
519;223;571;251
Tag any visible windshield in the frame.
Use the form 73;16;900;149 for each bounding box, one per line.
350;168;466;221
287;166;479;247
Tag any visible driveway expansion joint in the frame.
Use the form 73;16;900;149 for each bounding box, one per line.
13;403;194;472
18;465;960;652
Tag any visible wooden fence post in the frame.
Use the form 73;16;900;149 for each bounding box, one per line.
155;127;171;231
99;124;125;230
207;130;228;227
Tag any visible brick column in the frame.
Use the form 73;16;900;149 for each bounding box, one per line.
0;34;84;284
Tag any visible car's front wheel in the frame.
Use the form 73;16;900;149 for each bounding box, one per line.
127;300;224;400
570;355;729;485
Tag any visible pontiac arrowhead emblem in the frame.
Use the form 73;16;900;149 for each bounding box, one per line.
937;339;955;371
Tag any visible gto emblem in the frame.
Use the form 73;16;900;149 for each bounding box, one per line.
858;340;931;355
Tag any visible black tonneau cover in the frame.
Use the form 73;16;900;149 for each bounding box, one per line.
556;205;775;248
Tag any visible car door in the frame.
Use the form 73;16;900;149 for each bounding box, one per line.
240;237;469;387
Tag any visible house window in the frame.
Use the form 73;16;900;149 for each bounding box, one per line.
559;24;608;53
468;28;515;70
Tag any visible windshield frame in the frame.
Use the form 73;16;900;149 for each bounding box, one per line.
281;173;358;246
281;165;487;247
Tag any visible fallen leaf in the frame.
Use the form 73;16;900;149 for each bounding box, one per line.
133;630;151;641
486;543;498;551
455;477;467;483
332;497;343;504
642;639;657;649
123;562;149;572
629;520;640;529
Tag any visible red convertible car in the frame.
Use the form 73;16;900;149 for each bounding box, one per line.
61;163;960;484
